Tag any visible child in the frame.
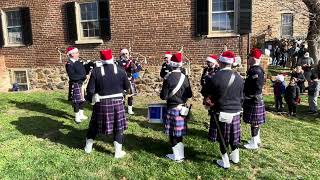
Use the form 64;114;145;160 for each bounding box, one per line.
291;66;306;93
308;74;320;114
284;77;300;116
270;74;286;111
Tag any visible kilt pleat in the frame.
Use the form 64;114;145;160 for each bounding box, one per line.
208;113;241;146
243;99;266;126
164;108;187;137
91;98;127;135
72;83;84;104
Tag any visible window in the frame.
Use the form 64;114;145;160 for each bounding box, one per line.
66;0;111;44
0;7;33;47
13;70;29;91
6;11;23;44
80;2;100;38
211;0;235;32
281;13;293;37
196;0;252;37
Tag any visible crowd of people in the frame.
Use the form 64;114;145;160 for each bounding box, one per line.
65;46;268;169
269;38;320;116
270;39;312;69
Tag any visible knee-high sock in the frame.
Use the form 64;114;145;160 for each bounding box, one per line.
251;126;259;137
169;136;183;147
113;132;124;144
128;96;133;106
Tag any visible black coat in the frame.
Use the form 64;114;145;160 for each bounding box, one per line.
65;59;87;83
160;70;192;108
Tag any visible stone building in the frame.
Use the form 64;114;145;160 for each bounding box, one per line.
251;0;309;47
0;0;253;96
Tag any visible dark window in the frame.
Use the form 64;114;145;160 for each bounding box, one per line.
281;13;293;37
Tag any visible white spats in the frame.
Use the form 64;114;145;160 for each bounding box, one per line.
114;141;126;159
165;142;184;162
79;110;88;120
84;139;94;154
229;149;239;164
216;153;230;169
75;112;82;123
244;136;259;150
128;106;134;115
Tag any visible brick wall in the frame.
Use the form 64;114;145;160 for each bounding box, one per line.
0;0;248;68
252;0;309;43
0;56;6;73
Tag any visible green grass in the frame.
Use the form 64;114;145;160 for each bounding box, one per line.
267;66;292;77
0;92;319;179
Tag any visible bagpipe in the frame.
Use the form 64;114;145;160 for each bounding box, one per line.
179;46;192;76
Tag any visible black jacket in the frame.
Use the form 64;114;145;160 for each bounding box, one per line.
160;70;192;108
206;69;244;113
284;84;300;104
244;65;265;97
86;64;130;102
160;62;172;78
65;59;87;83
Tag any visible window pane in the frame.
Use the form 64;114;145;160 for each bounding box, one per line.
80;2;98;20
14;71;27;83
8;27;23;43
281;14;293;36
213;1;223;11
226;0;234;11
226;12;234;30
212;12;234;31
89;29;95;37
83;30;89;37
18;85;28;91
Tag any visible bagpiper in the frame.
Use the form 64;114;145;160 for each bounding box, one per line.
243;48;266;150
65;47;88;123
206;51;244;169
118;48;142;115
200;55;219;91
84;49;130;158
160;51;173;78
160;52;193;162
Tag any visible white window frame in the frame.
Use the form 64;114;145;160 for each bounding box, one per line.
75;0;103;44
11;69;30;91
281;13;293;38
0;9;25;47
208;0;239;37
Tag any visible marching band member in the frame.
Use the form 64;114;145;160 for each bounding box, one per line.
200;55;219;90
84;49;130;158
206;51;244;169
65;47;88;123
118;48;142;115
160;52;193;162
243;48;266;150
160;51;172;78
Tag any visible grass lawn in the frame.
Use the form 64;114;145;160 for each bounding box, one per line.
0;92;319;179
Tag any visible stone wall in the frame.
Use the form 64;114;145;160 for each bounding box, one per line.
252;0;309;42
6;63;249;100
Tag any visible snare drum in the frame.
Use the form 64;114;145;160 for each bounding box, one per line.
147;103;167;123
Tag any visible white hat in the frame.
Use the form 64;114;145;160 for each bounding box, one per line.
120;48;129;55
276;74;285;82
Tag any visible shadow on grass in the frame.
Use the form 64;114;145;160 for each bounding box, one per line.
11;116;210;161
9;100;73;119
11;116;86;149
56;97;93;112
